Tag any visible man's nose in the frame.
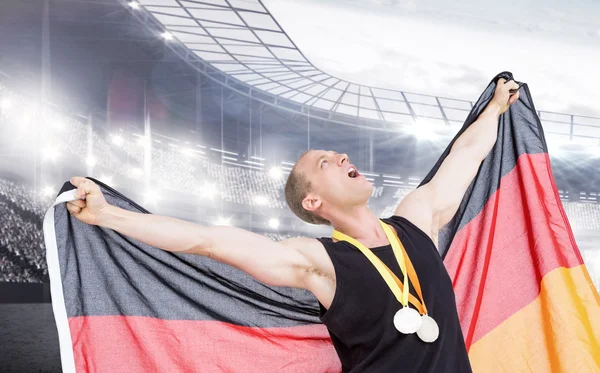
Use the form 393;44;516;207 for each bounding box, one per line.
337;153;348;167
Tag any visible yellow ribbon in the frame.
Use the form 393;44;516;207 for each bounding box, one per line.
332;219;427;314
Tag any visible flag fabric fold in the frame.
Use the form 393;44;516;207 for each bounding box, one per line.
45;71;600;372
418;71;600;372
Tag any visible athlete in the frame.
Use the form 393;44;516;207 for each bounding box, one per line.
67;78;521;372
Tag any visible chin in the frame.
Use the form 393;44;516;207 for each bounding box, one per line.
358;182;374;202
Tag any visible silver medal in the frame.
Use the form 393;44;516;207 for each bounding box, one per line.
393;307;422;334
416;314;439;343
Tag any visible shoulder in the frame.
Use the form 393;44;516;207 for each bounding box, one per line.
280;236;335;278
279;236;330;265
279;236;325;251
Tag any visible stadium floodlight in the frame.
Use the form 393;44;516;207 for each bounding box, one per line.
268;218;280;229
406;124;425;139
269;166;283;179
85;156;97;167
41;186;54;197
200;182;218;199
111;134;124;146
408;119;439;141
41;147;61;162
161;32;173;41
215;217;232;226
0;98;12;111
253;195;268;206
128;1;140;9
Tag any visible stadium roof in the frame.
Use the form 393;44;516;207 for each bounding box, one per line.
134;0;600;145
136;0;476;128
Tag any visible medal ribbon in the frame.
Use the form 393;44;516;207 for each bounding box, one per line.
332;220;428;315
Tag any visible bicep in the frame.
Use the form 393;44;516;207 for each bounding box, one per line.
393;188;438;246
188;226;313;289
426;144;483;225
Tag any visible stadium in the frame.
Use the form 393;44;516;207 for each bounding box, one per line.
1;0;599;372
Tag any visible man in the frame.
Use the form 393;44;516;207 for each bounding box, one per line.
67;78;521;372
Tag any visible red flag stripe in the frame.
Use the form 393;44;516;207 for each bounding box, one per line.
68;316;341;373
445;152;583;348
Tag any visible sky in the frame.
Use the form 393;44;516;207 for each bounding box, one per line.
263;0;600;117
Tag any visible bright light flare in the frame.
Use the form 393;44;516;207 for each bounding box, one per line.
50;120;64;131
85;156;97;167
407;119;440;141
269;166;283;179
111;134;124;146
253;195;268;205
137;135;151;147
41;186;55;197
0;98;12;111
128;1;140;9
268;218;280;229
200;182;218;199
162;32;173;41
41;147;61;162
181;148;195;157
215;217;232;226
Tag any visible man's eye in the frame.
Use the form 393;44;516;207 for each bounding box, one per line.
321;160;327;168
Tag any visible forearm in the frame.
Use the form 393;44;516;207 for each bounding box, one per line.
96;204;204;254
452;104;502;160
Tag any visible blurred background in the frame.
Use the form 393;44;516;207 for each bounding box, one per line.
0;0;598;371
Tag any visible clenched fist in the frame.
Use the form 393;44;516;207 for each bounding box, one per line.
489;77;521;115
66;177;110;225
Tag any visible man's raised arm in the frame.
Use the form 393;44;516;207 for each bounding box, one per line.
394;78;521;240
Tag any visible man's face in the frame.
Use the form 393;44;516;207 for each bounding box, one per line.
297;150;373;214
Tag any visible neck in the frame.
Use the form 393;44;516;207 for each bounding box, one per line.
330;205;388;246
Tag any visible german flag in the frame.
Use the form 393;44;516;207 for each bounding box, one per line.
419;71;600;372
44;72;600;373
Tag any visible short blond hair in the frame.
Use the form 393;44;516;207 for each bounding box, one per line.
284;151;330;225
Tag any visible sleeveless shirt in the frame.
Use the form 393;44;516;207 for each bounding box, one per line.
316;215;472;373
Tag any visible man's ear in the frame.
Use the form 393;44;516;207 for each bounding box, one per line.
302;193;322;212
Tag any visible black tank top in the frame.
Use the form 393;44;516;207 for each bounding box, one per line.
316;215;472;373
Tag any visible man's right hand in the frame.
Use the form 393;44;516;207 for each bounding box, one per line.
66;176;110;226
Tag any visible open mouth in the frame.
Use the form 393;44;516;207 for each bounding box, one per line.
347;166;360;178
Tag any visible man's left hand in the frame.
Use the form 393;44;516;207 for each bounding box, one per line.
489;78;521;116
